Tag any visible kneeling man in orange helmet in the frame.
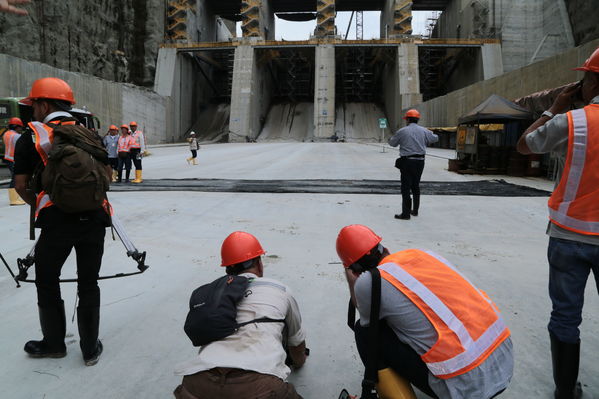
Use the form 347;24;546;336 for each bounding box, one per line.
174;232;308;399
336;225;513;399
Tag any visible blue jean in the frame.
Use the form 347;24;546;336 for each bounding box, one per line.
547;237;599;343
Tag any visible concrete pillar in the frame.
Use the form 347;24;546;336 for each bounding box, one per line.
314;45;335;140
315;0;336;38
229;44;258;142
481;43;504;80
380;0;412;39
398;43;422;114
241;0;274;39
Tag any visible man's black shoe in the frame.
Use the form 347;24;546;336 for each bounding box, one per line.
411;210;418;216
84;340;103;366
394;214;411;220
24;340;67;358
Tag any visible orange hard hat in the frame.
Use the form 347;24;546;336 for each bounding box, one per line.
8;117;24;127
109;125;118;130
120;124;129;129
21;77;75;105
221;231;266;267
336;225;382;268
130;121;137;126
403;109;421;119
574;47;599;74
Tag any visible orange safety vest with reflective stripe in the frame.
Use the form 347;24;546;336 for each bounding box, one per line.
377;249;510;379
118;135;131;152
548;104;599;235
2;130;21;162
28;120;112;218
129;130;142;149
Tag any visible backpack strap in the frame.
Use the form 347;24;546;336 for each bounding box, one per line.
361;267;382;399
236;317;286;329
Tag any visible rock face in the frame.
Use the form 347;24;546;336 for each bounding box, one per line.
566;0;599;46
0;0;164;87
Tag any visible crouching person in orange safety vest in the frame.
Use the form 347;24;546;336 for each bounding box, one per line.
174;232;308;399
335;225;514;399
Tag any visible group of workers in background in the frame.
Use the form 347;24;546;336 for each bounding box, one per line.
102;122;145;183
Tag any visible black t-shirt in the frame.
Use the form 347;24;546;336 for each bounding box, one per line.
13;120;111;228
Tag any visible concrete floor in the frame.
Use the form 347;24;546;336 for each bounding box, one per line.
0;143;597;399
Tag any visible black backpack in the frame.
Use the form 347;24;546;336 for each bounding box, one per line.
184;275;285;347
40;123;110;213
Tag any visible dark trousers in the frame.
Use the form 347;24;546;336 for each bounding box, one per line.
190;149;197;158
175;368;303;399
7;160;16;188
108;158;118;171
35;220;106;308
117;154;132;173
548;237;599;343
399;158;425;216
354;320;438;398
130;148;142;170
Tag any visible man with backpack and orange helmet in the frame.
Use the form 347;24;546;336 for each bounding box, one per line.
14;77;111;366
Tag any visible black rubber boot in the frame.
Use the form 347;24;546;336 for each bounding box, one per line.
125;170;130;183
411;196;420;216
77;306;102;366
24;301;67;358
117;171;122;183
551;333;583;399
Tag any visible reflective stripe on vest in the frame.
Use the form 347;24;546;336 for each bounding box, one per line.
118;135;131;152
29;121;54;165
3;130;21;162
129;131;141;149
378;249;510;379
548;105;599;235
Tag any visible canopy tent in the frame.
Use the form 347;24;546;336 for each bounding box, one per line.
459;94;532;124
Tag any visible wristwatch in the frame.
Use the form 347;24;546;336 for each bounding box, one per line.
542;110;555;119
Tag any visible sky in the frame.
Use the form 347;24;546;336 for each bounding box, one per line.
235;11;437;40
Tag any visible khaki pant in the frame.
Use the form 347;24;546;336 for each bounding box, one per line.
174;368;303;399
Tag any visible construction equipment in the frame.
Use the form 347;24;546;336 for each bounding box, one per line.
3;213;148;287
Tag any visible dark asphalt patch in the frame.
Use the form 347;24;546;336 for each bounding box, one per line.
96;179;550;197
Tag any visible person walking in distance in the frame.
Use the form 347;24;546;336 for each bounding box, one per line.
187;131;199;165
129;121;144;183
175;232;308;399
516;47;599;399
388;109;438;220
117;124;132;183
103;125;119;182
2;117;26;205
13;77;111;366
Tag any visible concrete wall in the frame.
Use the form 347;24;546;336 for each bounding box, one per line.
0;53;169;144
410;39;599;127
434;0;576;73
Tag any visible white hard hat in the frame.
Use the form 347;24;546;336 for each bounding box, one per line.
189;131;196;136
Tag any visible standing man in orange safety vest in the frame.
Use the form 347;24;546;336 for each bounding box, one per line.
128;121;144;183
2;117;26;205
13;77;110;366
335;225;513;399
517;47;599;399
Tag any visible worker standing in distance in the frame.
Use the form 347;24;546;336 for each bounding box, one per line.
13;77;110;366
187;131;199;165
117;124;132;183
3;117;26;205
388;110;438;220
103;125;119;182
174;232;307;399
516;47;599;399
335;225;513;399
129;121;144;183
